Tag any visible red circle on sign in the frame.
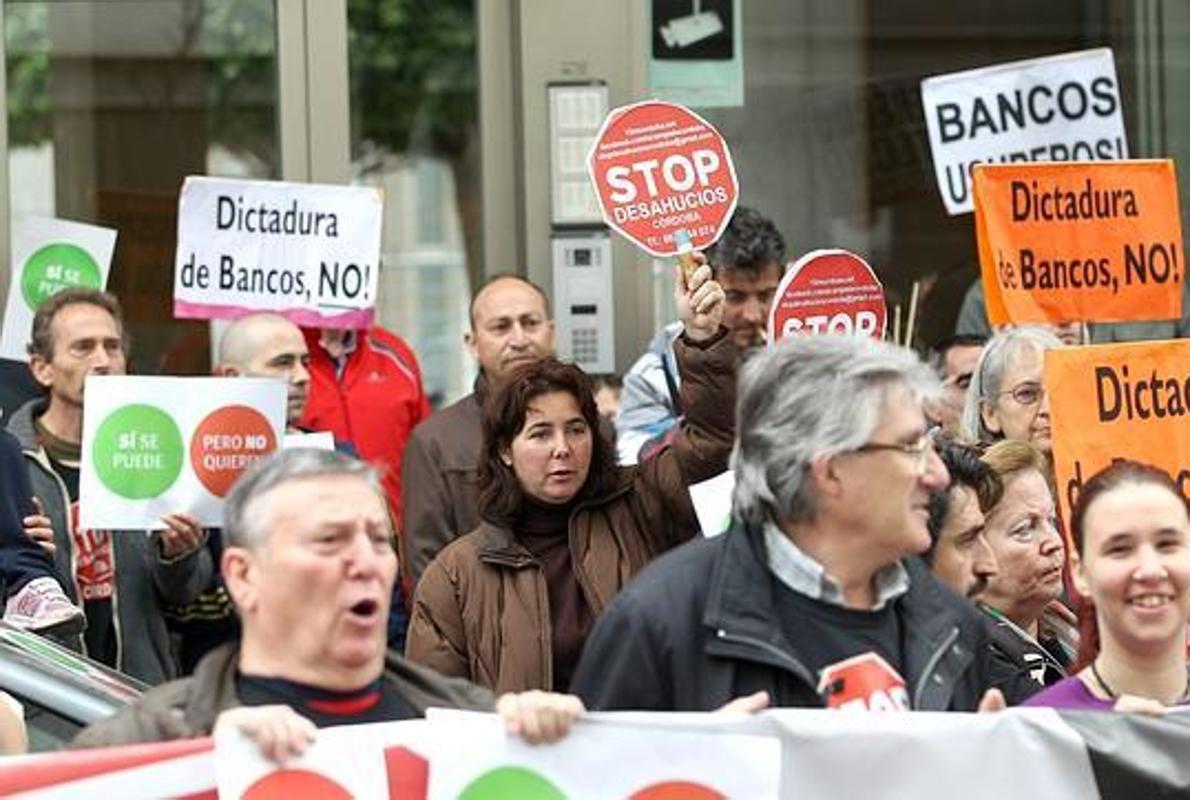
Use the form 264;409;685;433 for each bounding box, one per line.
767;249;887;345
242;769;352;800
189;405;277;497
587;100;738;257
632;781;725;800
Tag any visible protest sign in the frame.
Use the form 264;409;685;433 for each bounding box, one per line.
973;160;1183;327
1045;340;1190;530
921;48;1127;215
689;470;734;537
766;249;886;345
216;720;430;800
173;176;383;327
80;376;285;529
0;217;117;361
587;100;738;257
425;710;780;800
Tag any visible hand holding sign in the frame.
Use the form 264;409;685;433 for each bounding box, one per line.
215;705;317;765
158;511;204;559
675;253;725;342
587;100;738;257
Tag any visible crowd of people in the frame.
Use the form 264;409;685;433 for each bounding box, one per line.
1;205;1189;764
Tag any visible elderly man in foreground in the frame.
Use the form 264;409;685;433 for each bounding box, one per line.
573;334;1004;713
74;448;581;752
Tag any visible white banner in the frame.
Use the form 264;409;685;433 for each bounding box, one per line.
216;720;432;799
921;48;1127;215
0;217;117;361
6;708;1190;798
80;376;286;529
173;176;383;327
425;710;781;799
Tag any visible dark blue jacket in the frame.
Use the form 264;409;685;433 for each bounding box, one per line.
572;519;994;711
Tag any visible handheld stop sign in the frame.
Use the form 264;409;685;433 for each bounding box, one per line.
767;249;887;345
587;100;738;268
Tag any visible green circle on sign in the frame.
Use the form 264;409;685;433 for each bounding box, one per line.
20;243;102;309
92;404;184;499
459;767;566;800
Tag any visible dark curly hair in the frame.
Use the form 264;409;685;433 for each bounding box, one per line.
704;205;786;276
477;357;617;526
924;436;1003;563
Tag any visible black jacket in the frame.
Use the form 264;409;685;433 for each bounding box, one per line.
572;520;994;711
983;607;1069;705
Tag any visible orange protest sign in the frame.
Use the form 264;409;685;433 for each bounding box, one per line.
1046;340;1190;531
974;160;1184;326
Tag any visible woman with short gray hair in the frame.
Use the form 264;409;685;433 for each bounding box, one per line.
959;326;1063;455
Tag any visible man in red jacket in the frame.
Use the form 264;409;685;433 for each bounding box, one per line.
300;325;431;530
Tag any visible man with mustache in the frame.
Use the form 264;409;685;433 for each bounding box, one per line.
923;438;1000;600
402;275;556;585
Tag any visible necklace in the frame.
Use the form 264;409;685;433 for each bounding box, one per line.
1090;659;1190;704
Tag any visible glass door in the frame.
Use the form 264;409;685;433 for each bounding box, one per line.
1;0;340;376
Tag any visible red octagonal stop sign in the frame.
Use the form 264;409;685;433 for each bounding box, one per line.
767;249;887;345
587;100;738;257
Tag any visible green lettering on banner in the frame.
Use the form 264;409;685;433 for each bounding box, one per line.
92;404;184;499
20;242;102;309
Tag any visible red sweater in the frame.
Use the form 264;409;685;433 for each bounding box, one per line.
300;326;431;530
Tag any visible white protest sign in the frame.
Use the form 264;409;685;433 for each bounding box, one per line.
283;431;335;451
0;217;116;360
689;470;734;537
921;48;1127;215
425;710;781;800
215;719;432;799
173;176;383;327
80;376;285;529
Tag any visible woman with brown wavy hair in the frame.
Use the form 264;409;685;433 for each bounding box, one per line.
405;262;737;693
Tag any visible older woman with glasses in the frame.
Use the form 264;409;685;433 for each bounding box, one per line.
960;326;1063;457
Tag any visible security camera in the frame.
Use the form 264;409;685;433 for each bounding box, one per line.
659;7;723;49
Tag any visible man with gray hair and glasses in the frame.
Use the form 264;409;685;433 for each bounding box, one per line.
75;448;583;755
573;334;1005;713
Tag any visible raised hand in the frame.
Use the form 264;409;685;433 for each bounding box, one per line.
675;252;725;343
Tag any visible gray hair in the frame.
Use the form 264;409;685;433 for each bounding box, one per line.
959;326;1062;446
223;448;383;549
732;334;940;529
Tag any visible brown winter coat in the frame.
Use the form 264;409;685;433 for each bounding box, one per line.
405;329;738;693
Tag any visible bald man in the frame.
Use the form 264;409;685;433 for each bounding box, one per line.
163;314;315;673
215;313;311;429
401;275;556;586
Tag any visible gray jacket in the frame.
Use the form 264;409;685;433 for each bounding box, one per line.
7;398;212;685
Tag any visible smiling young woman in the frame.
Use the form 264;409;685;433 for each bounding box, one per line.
1025;460;1190;711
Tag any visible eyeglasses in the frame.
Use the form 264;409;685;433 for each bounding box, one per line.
852;431;936;475
997;381;1044;406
